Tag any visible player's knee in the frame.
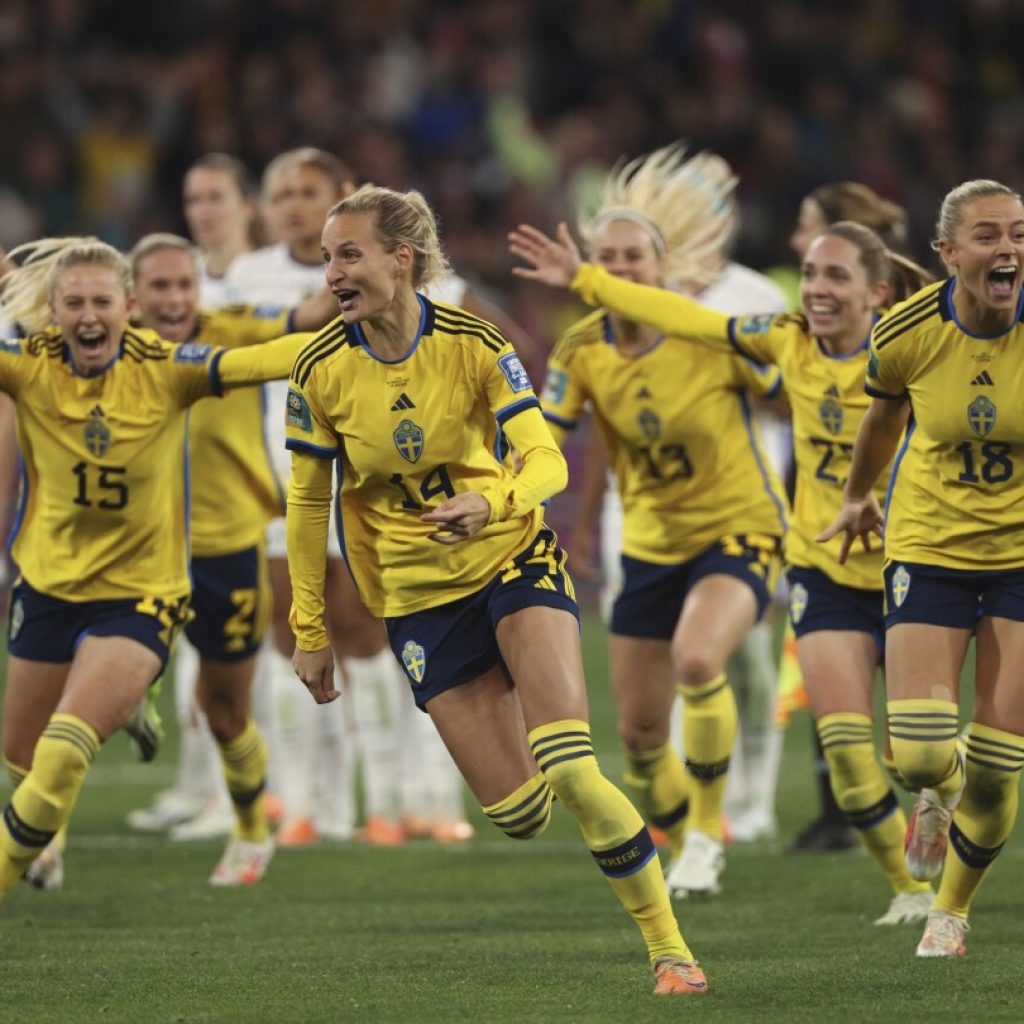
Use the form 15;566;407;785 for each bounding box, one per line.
482;772;552;840
617;718;665;752
672;649;721;689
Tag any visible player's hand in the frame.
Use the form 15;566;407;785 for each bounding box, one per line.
292;645;339;703
566;527;601;582
421;492;491;544
508;222;581;288
816;494;884;564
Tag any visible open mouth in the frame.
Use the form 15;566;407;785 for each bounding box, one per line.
987;265;1018;300
335;289;358;312
77;330;107;354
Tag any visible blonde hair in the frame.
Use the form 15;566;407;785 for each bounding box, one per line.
129;233;199;279
931;179;1023;265
262;147;355;196
579;142;737;289
327;184;450;289
1;237;130;333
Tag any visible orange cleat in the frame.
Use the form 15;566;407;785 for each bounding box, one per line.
430;818;476;844
400;813;434;840
263;792;285;825
653;957;709;996
648;826;670;848
276;817;319;847
356;816;406;846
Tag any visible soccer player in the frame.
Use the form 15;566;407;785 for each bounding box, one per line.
821;180;1024;957
561;144;790;847
786;182;912;854
511;215;938;925
0;237;307;902
287;184;707;996
511;149;789;900
129;232;333;883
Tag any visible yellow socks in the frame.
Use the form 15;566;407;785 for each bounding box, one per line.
0;714;99;898
818;713;929;896
935;723;1024;918
623;744;689;858
216;718;269;842
887;699;963;803
530;719;693;965
680;673;736;840
482;772;553;840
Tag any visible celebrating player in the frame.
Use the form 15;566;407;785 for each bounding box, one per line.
286;184;707;996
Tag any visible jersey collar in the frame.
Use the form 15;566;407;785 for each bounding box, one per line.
602;313;664;357
63;336;124;378
814;314;877;361
350;294;432;364
940;276;1024;339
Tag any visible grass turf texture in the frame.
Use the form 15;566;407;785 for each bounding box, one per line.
1;617;1020;1024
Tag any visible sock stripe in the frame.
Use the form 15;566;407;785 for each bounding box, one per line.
949;822;1004;869
42;723;100;763
685;756;730;781
679;675;728;702
486;785;552;835
228;781;266;808
3;804;56;849
845;789;898;830
590;826;656;879
650;798;689;829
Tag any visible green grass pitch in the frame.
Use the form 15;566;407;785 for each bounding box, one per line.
1;617;1020;1023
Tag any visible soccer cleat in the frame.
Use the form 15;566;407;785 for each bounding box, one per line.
665;829;724;898
430;818;476;844
728;808;778;843
276;817;319;847
263;792;285;826
788;817;858;852
127;789;204;831
915;909;969;957
124;689;164;763
170;797;235;841
647;825;671;848
355;816;406;846
652;957;709;995
874;889;933;926
905;789;956;881
23;846;64;892
209;836;275;887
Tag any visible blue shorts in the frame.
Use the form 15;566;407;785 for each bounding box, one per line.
611;533;781;640
787;565;884;652
385;529;579;709
7;577;190;667
185;545;270;661
883;560;1024;630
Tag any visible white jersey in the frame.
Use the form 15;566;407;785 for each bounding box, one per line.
197;257;240;310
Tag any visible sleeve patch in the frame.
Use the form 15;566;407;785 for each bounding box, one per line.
0;339;22;354
252;304;288;320
175;342;213;364
541;367;569;405
497;352;531;393
867;350;880;380
738;314;774;335
287;387;313;431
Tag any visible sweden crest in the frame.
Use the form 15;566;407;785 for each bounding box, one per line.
890;564;911;608
8;598;23;641
401;640;426;684
818;397;843;436
967;396;996;438
789;582;808;624
85;407;112;456
393;419;424;463
637;408;661;441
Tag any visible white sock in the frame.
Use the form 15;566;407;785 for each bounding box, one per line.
267;643;318;820
348;649;404;821
174;637;227;803
251;642;282;798
397;683;465;821
313;666;357;838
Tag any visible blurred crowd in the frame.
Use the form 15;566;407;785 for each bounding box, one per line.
2;0;1023;347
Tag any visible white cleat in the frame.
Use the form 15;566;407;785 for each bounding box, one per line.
170;798;235;841
916;909;969;957
905;788;957;882
24;845;64;892
666;829;724;898
874;889;933;926
728;808;778;843
209;836;275;887
127;790;204;832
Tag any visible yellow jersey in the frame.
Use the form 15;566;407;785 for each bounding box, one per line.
866;278;1024;570
1;326;308;602
285;299;567;645
541;294;787;566
185;304;293;556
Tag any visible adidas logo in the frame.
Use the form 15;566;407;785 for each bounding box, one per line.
824;384;840;397
635;386;652;399
89;404;105;417
971;371;994;386
390;393;415;411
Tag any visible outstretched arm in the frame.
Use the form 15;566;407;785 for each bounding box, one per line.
213;332;313;390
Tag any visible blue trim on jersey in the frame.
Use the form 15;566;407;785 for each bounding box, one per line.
945;276;1024;339
6;455;27;553
815;319;875;360
208;349;226;396
725;319;768;367
333;457;360;594
542;410;577;431
738;392;788;532
883;413;915;528
495;396;539;426
763;374;783;400
285;438;338;459
352;294;428;364
865;383;906;400
259;385;287;510
285;309;297;334
183;418;193;585
602;313;663;356
63;338;123;378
